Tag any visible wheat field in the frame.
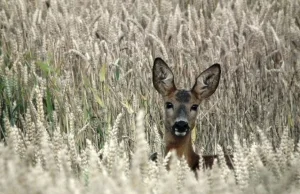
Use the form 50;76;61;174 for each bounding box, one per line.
0;0;300;193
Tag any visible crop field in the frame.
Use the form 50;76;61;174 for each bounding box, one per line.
0;0;300;193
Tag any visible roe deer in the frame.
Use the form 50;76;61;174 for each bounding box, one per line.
152;57;230;171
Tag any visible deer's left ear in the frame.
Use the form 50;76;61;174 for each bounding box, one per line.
192;64;221;100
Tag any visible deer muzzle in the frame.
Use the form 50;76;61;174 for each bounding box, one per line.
172;121;190;137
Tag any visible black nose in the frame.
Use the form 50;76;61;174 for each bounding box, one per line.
173;121;189;132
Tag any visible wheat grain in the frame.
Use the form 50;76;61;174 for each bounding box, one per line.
0;0;300;193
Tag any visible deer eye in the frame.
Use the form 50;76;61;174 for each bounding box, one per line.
165;102;173;109
191;104;198;111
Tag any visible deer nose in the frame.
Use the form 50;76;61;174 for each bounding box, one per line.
174;121;189;132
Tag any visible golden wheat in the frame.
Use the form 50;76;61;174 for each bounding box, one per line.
0;0;300;193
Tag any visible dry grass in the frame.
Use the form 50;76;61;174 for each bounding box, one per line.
0;0;300;193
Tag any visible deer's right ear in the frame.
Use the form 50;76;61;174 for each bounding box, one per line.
152;58;176;96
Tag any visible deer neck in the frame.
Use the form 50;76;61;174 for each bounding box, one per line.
165;133;200;170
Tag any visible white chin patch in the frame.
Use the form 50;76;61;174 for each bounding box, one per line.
174;128;187;137
175;131;186;136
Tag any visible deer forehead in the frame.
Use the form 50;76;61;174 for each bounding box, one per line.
175;90;191;103
164;90;199;105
